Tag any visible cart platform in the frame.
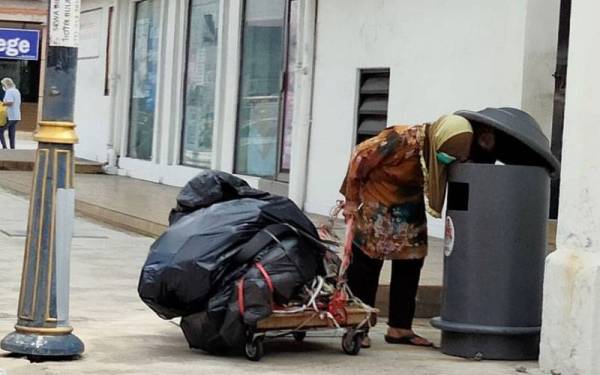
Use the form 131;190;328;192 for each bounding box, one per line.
244;306;379;361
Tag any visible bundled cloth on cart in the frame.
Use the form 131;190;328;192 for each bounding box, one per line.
138;171;330;351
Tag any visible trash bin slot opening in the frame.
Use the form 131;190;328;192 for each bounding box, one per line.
447;182;469;211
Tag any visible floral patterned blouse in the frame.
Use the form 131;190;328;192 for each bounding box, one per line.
340;125;428;260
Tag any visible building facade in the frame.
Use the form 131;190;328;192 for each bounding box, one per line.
76;0;313;191
75;0;561;235
0;0;47;132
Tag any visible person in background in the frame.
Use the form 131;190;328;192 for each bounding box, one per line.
1;77;21;149
341;114;495;349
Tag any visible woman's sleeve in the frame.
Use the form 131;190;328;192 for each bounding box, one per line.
2;91;12;104
341;134;396;202
340;152;361;202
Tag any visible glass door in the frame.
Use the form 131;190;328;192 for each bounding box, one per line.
234;0;298;181
127;0;161;160
180;0;221;168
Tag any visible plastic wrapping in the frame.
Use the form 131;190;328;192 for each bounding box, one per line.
139;171;322;318
181;225;325;351
169;170;269;225
138;198;270;319
139;171;328;352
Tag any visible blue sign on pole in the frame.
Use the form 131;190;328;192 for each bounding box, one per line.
0;28;40;61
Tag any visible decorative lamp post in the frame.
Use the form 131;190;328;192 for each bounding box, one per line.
1;0;84;358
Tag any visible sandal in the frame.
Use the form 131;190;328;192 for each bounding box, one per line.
384;334;434;347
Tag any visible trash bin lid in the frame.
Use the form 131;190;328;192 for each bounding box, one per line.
455;107;560;178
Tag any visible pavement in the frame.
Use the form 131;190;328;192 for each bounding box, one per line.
0;187;542;374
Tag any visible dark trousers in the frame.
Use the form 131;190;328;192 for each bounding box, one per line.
0;120;18;149
346;244;424;329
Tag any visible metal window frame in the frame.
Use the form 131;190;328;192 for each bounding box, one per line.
233;0;294;181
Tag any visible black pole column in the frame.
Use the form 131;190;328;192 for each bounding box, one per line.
1;0;84;358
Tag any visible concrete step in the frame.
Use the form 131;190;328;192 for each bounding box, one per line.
0;149;104;174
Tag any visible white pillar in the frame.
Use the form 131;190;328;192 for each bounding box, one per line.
539;0;600;374
288;0;317;208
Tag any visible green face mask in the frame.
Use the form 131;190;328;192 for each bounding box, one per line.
436;152;457;165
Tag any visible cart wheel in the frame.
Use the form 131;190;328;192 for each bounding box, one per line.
342;331;363;355
245;336;265;362
293;331;306;342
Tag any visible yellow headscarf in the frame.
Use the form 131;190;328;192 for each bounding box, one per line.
422;115;473;218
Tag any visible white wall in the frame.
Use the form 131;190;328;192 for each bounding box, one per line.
539;0;600;373
74;0;114;162
304;0;559;236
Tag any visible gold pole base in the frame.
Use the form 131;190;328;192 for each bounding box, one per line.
15;325;74;336
34;121;79;145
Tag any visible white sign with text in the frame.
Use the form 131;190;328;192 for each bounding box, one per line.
49;0;81;48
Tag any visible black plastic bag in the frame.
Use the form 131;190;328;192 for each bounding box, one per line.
180;311;229;354
181;225;325;351
140;171;327;351
240;236;320;325
139;194;319;319
169;170;269;225
138;198;270;319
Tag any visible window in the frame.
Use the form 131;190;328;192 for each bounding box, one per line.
128;0;160;160
180;0;220;168
0;22;41;103
0;59;40;103
235;0;299;179
356;69;390;144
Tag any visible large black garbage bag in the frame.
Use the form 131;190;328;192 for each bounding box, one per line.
259;198;320;239
138;198;270;319
181;311;228;354
181;225;325;351
139;196;319;319
240;236;320;325
180;283;240;353
169;170;269;225
218;232;322;348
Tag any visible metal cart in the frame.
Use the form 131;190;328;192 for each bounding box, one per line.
243;305;378;361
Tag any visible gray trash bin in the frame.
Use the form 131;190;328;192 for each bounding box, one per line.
430;107;560;360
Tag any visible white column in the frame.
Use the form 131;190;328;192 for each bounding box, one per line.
155;0;186;167
288;0;317;208
218;0;243;174
539;0;600;374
